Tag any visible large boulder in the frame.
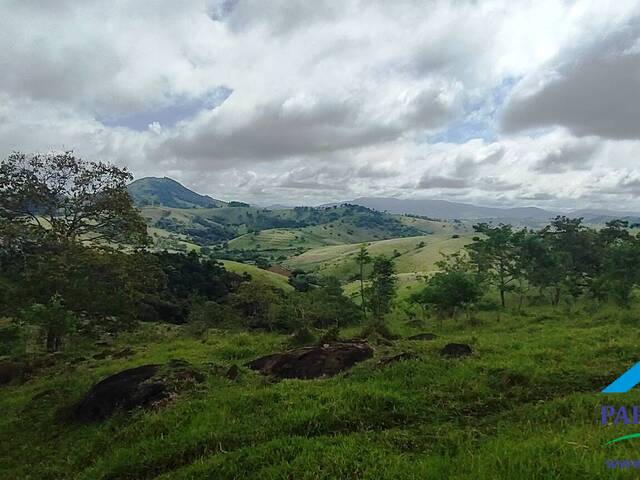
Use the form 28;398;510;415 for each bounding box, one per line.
440;343;472;358
248;342;373;379
73;360;202;421
0;361;22;386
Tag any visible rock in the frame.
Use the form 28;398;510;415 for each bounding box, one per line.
0;361;21;386
112;347;134;359
32;352;64;368
440;343;472;358
73;359;203;421
92;350;111;360
378;352;414;366
408;333;437;341
225;364;240;380
247;342;373;379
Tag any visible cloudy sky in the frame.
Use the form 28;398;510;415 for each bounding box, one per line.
2;0;640;209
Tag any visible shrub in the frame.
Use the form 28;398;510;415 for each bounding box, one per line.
20;295;77;353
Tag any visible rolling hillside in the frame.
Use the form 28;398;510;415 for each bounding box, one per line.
219;260;293;291
128;177;227;208
140;200;434;256
285;232;473;282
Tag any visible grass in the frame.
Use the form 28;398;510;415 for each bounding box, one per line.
286;233;473;281
227;229;333;254
2;302;640;479
219;260;293;291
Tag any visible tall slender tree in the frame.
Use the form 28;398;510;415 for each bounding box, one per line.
367;255;397;326
466;223;519;308
355;244;371;320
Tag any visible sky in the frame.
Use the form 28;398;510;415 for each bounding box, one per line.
2;0;640;210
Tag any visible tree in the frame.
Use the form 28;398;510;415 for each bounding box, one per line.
367;255;397;326
467;223;519;308
20;294;77;353
0;151;147;245
228;283;284;330
411;252;482;321
515;229;564;306
541;216;600;303
597;235;640;306
355;244;371;320
0;152;161;327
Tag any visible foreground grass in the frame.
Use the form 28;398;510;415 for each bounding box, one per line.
2;305;640;479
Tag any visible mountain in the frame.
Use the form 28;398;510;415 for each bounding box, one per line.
344;197;555;221
128;177;226;208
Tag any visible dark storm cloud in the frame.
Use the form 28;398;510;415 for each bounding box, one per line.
502;20;640;140
533;141;600;174
158;99;403;163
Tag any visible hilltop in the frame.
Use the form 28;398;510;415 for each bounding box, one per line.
128;177;227;209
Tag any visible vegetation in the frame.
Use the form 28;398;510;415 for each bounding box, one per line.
6;154;640;478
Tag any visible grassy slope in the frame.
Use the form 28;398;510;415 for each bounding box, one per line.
141;205;444;257
227;229;334;252
2;305;639;479
286;233;473;281
219;260;293;291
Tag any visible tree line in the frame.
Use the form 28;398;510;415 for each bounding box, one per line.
409;218;640;320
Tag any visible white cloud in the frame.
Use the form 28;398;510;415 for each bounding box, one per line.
2;0;640;209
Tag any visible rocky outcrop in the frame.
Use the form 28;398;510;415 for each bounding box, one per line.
73;359;203;421
248;342;373;379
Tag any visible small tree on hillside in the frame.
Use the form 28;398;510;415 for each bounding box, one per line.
366;255;397;329
541;216;601;303
597;236;640;306
20;294;77;353
467;223;519;308
411;252;482;323
355;244;371;320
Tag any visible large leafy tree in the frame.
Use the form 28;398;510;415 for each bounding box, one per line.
0;151;147;245
0;152;156;328
540;216;601;302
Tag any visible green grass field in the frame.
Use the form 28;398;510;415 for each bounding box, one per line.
219;260;293;291
2;304;639;479
286;233;473;281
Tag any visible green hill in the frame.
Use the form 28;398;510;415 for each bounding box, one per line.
141;204;435;255
128;177;227;208
219;260;293;291
285;232;473;282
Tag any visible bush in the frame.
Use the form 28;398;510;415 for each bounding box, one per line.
20;295;77;353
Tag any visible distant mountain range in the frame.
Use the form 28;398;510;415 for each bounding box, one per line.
128;177;639;224
340;197;640;224
344;197;551;220
128;177;226;208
